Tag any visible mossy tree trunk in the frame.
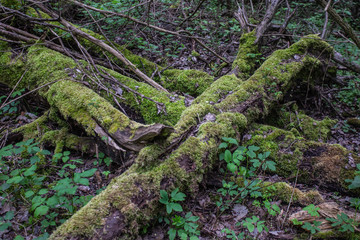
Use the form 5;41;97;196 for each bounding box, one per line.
0;34;337;239
1;2;358;239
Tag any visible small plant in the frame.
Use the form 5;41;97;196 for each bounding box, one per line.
291;204;321;235
303;204;320;217
0;88;25;115
263;200;281;217
326;213;358;233
301;220;321;234
241;216;268;235
0;139;107;238
222;228;245;240
93;152;112;167
159;188;200;240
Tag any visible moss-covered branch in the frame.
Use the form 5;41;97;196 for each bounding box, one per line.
49;35;334;239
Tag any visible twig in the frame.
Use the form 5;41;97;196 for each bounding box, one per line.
0;79;64;110
32;1;169;92
178;0;207;27
0;68;28;109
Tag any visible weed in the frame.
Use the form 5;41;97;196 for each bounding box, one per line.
159;188;200;240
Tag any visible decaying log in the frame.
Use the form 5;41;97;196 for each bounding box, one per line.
38;36;335;239
290;202;360;238
0;44;173;152
245;123;360;194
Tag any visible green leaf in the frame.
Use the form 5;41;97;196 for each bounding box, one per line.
24;165;37;176
63;151;71;156
38;189;48;195
4;211;14;220
7;176;24;184
224;150;232;163
190;236;199;240
172;191;186;202
265;161;276;171
30;155;40;164
168;228;176;240
171;203;183;212
34;205;49;217
14;236;25;240
159;190;168;204
227;163;237;173
41;149;51;155
46;196;59;207
77;178;89;186
248;145;260;151
80;168;97;177
348;176;360;189
25;190;35;198
0;174;9;181
166;204;172;214
218;142;228;149
0;222;11;231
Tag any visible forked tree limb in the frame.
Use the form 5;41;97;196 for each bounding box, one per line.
29;1;169;93
315;0;360;49
255;0;284;43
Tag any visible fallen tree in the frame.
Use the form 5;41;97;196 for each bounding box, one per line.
1;1;359;239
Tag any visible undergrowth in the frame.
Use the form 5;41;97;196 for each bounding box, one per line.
0;139;112;239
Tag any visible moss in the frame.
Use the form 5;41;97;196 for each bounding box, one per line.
174;103;215;133
193;74;243;104
313;230;360;239
232;30;259;77
262;182;323;205
191;50;200;57
245;124;304;178
267;110;337;141
348;118;360;127
215;112;248;135
160;69;214;96
246;124;360;193
12;114;49;140
218;35;333;123
106;69;186;125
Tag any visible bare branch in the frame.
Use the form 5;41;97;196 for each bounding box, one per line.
315;0;360;49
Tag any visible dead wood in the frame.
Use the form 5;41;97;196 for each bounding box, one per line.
315;0;360;49
30;1;169;93
41;35;334;240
